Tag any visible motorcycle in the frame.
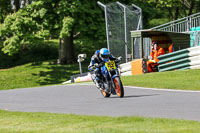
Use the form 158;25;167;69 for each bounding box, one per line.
91;59;124;98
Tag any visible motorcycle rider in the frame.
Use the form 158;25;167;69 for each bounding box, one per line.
88;48;118;89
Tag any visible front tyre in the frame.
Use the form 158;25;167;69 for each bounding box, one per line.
114;77;124;98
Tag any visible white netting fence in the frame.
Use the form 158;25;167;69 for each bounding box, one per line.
98;2;142;63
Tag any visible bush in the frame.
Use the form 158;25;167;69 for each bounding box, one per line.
0;40;59;69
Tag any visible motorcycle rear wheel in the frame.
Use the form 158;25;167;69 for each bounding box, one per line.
114;77;124;98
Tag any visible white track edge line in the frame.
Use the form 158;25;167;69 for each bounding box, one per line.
66;83;200;93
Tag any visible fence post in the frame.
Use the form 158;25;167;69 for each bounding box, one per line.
97;1;110;50
117;2;128;62
187;16;192;32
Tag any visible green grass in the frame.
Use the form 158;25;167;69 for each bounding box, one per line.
0;61;88;90
0;110;200;133
1;64;200;132
1;61;200;91
121;69;200;91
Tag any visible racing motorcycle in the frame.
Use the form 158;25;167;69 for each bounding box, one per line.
91;59;124;98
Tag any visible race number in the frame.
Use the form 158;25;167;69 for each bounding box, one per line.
105;60;116;71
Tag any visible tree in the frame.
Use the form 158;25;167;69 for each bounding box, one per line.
58;16;75;64
56;0;108;64
0;0;107;64
0;0;12;23
13;0;20;12
0;1;51;55
55;0;80;64
148;0;199;20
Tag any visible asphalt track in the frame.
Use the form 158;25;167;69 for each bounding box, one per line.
0;84;200;121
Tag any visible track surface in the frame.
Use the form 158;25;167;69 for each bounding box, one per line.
0;84;200;121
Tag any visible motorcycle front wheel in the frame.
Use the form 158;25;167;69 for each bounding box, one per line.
113;77;124;98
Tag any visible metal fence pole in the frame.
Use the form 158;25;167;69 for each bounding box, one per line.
117;2;127;62
187;16;191;32
132;4;142;29
97;1;110;50
132;3;142;59
78;59;82;74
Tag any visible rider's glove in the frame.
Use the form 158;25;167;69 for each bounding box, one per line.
117;56;122;61
94;63;99;68
115;56;122;63
149;60;156;63
99;62;104;67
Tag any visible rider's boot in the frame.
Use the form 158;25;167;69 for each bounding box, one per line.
104;88;110;93
102;83;109;93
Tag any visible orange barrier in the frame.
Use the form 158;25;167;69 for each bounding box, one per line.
131;59;148;75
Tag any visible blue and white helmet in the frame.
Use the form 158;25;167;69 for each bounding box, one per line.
100;48;110;59
95;50;100;54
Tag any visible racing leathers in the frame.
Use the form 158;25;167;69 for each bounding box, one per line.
88;50;116;89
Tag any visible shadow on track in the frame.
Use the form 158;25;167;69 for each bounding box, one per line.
109;94;159;99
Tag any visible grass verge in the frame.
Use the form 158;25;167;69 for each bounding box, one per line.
1;61;200;91
0;61;88;90
121;69;200;91
0;110;200;133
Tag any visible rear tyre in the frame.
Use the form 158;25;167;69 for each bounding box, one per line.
113;77;124;98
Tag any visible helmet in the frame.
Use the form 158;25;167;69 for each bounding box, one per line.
100;48;110;59
95;50;100;54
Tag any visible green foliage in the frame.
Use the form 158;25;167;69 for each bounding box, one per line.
128;0;163;28
0;0;12;23
60;17;74;38
0;1;52;56
149;18;169;28
0;0;199;67
148;0;200;20
0;40;59;69
148;0;177;8
0;0;107;62
56;0;81;15
73;0;107;56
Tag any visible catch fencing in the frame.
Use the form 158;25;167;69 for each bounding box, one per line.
97;1;142;63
